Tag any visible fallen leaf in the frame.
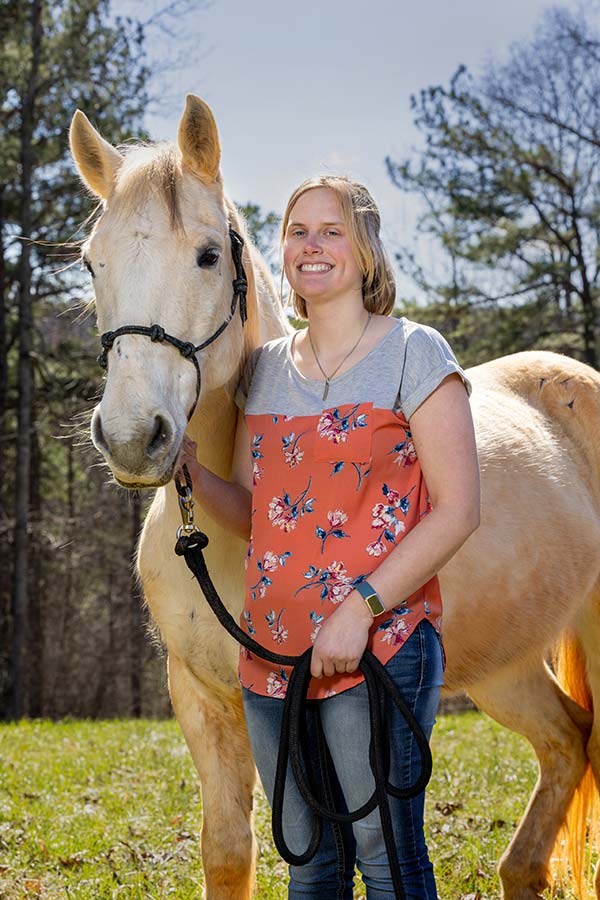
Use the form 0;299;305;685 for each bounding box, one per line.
24;879;42;895
175;830;194;842
59;853;88;869
435;800;463;815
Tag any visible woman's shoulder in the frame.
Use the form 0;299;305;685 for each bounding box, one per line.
395;317;472;419
244;331;294;374
259;332;293;355
399;316;443;342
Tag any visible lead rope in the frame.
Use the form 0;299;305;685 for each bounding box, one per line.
173;465;433;900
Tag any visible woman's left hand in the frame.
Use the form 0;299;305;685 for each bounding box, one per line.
310;592;373;678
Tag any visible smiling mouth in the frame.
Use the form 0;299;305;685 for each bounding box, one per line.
298;264;333;272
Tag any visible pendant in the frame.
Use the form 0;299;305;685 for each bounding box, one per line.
322;379;330;401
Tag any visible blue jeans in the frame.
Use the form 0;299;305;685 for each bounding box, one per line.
242;619;444;899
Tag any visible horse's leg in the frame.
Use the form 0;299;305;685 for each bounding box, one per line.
574;599;600;898
168;653;257;900
468;661;592;900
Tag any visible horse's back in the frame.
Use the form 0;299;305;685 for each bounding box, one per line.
441;349;600;691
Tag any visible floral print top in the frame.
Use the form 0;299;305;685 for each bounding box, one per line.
236;318;472;700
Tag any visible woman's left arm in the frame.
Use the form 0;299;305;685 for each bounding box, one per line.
310;373;480;679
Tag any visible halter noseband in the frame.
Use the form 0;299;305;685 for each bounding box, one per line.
97;225;248;419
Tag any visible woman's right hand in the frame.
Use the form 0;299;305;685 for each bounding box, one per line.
176;427;252;540
179;435;204;493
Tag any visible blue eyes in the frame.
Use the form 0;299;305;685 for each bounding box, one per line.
290;230;340;238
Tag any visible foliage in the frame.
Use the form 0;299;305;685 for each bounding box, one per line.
0;0;167;717
388;6;600;366
0;712;589;899
238;201;282;275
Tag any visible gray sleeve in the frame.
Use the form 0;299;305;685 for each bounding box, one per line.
398;324;472;420
234;346;263;411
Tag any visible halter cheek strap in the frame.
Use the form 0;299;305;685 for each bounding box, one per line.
97;225;248;420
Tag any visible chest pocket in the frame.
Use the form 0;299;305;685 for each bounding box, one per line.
312;402;373;464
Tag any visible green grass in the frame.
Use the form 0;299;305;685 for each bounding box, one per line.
0;714;586;899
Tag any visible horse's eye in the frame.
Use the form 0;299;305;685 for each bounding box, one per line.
197;248;220;268
82;257;95;278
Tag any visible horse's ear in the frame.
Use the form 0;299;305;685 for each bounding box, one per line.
177;94;221;182
69;110;122;200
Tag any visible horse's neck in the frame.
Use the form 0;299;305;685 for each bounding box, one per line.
224;195;292;350
248;243;292;344
187;387;238;479
186;229;290;476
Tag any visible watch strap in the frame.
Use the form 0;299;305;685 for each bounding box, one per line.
355;580;386;617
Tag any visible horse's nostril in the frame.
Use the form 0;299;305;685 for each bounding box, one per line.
146;414;173;459
91;408;108;453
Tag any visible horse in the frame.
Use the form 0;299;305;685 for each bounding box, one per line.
69;94;600;900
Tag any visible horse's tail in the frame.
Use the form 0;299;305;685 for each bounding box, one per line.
551;630;598;899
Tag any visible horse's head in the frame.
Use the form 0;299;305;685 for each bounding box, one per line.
70;95;253;488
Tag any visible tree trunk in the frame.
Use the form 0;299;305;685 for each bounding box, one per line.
8;0;42;720
130;493;144;717
27;402;43;717
580;284;597;368
0;186;8;508
0;185;11;715
48;437;75;716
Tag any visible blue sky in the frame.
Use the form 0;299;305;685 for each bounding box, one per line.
115;0;589;297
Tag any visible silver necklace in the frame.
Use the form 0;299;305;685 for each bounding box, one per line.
308;312;372;401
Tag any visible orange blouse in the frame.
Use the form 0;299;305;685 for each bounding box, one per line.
239;401;442;700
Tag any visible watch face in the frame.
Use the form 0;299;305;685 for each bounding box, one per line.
366;593;384;615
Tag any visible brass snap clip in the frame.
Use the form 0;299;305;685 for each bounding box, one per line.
174;464;201;540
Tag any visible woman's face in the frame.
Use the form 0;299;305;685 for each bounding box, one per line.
283;187;363;308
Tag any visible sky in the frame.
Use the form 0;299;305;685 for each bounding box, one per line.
115;0;587;293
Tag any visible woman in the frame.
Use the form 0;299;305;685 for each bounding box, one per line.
181;175;480;899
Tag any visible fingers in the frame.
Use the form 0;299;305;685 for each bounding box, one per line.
310;656;323;679
182;434;198;456
179;435;198;466
310;655;360;679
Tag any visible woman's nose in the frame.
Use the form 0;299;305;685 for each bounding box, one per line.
303;235;323;254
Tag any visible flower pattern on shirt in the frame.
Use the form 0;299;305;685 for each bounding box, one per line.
330;460;371;490
281;430;308;468
249;550;292;601
296;561;364;604
265;608;288;644
317;404;368;444
315;509;351;554
378;607;413;645
309;610;324;643
268;478;315;532
389;429;417;467
266;669;289;698
252;433;264;484
240;395;445;701
242;610;256;635
366;483;416;556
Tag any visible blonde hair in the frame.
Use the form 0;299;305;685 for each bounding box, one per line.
280;175;396;319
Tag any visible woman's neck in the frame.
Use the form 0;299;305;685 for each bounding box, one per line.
305;295;368;356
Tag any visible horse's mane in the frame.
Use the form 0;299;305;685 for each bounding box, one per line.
113;143;185;230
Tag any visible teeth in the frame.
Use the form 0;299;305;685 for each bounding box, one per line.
300;264;332;272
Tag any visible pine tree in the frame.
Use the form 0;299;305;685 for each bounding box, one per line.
2;0;150;718
388;7;600;366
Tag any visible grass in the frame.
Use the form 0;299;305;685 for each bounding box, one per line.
0;713;588;899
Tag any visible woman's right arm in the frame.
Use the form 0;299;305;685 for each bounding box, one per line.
178;413;253;541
